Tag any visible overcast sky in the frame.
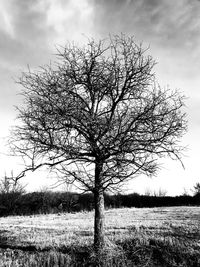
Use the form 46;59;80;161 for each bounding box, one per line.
0;0;200;195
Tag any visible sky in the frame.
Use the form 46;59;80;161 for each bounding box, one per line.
0;0;200;195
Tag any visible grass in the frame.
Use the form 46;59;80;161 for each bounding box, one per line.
0;206;199;266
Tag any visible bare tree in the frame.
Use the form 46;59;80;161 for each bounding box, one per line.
0;171;25;194
154;188;168;197
0;172;25;215
10;35;187;252
193;182;200;196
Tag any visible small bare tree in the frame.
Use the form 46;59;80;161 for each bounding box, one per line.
0;171;25;194
10;35;187;252
193;182;200;196
0;172;25;215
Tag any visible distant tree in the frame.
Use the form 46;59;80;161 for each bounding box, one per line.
10;35;187;252
153;188;168;197
0;172;25;194
144;188;152;196
193;182;200;196
0;172;25;215
182;187;190;196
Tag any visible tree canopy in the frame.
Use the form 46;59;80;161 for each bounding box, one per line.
11;35;186;191
10;35;187;250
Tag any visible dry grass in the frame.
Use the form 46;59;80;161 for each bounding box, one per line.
0;206;199;266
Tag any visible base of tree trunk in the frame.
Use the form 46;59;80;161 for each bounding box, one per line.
94;189;105;253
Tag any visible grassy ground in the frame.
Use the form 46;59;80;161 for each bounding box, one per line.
0;206;199;266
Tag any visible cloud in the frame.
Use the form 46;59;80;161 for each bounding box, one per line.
91;0;200;89
0;0;96;68
0;0;51;114
0;0;95;113
46;0;94;44
0;1;14;37
0;1;56;67
92;0;200;49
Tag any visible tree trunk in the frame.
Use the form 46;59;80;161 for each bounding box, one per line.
94;161;105;252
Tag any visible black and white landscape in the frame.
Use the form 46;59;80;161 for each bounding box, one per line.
0;0;199;266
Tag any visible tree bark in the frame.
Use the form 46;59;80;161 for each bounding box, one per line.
94;161;105;252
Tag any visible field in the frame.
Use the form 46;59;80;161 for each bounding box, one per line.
0;206;199;266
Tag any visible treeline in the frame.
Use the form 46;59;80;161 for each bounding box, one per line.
0;190;199;217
